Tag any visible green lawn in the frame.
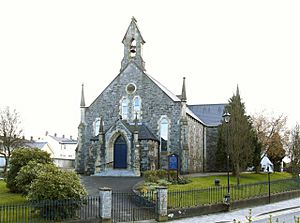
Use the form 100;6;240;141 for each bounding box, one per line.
0;181;26;205
166;172;297;209
169;172;293;191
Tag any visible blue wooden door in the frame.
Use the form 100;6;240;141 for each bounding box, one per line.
114;136;127;169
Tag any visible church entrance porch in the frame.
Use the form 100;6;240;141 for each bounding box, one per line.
113;135;127;169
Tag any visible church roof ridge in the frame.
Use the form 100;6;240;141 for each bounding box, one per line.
189;103;227;106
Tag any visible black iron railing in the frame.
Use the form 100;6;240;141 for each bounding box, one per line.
0;196;100;223
168;178;300;209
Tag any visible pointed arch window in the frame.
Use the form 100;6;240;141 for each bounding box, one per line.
159;117;169;152
121;98;129;120
133;96;141;119
93;118;101;136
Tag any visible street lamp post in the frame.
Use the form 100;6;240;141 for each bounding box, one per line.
267;166;271;204
223;111;231;204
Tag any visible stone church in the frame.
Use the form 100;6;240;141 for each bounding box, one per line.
75;18;225;176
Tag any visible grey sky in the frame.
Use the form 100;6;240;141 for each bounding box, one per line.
1;0;299;138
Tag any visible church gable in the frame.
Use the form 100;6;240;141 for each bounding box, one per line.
85;61;181;140
76;18;223;176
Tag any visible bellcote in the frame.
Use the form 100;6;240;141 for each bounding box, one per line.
121;17;146;71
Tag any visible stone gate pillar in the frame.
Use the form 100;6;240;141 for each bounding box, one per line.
99;187;112;223
156;186;168;222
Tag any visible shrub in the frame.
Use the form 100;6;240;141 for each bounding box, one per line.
27;165;87;220
27;166;87;201
6;148;52;193
15;161;54;195
144;170;168;182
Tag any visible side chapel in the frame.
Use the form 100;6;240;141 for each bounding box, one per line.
75;18;226;176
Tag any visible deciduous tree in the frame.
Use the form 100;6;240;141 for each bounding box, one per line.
0;107;25;173
252;112;289;155
266;132;285;171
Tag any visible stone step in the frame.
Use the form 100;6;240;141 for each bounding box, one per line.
93;169;138;177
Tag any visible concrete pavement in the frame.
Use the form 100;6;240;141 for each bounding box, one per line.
169;197;300;223
80;175;143;195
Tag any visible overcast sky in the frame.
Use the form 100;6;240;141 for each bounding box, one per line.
0;0;299;139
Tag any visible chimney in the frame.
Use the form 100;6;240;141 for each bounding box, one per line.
62;135;65;138
45;131;48;136
30;136;33;141
70;135;72;140
54;133;57;137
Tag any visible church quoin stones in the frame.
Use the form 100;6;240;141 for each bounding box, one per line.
75;18;226;176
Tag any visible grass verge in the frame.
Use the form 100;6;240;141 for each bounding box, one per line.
0;181;26;205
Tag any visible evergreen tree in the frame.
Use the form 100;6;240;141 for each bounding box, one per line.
218;86;254;185
216;125;227;171
252;132;263;173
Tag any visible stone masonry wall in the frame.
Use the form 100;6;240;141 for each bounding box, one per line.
81;63;182;171
186;116;205;173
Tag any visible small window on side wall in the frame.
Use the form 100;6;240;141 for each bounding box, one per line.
160;117;169;152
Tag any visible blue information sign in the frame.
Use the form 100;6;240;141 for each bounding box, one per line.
169;154;178;170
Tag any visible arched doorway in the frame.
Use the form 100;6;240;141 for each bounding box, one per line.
114;135;127;169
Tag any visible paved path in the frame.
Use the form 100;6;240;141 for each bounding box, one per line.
80;172;225;195
169;197;300;223
80;175;143;195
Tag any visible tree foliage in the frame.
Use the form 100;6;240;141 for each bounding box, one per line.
252;133;263;173
27;166;87;201
217;87;254;185
15;161;54;195
252;112;289;155
6;148;52;193
266;132;285;171
0;107;25;173
288;123;300;176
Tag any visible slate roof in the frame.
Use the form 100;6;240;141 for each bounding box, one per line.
188;104;227;127
91;122;159;142
123;122;159;141
48;135;78;144
25;141;48;149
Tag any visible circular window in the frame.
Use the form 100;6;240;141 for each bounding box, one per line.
126;83;136;94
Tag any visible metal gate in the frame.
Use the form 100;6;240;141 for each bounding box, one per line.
112;191;156;222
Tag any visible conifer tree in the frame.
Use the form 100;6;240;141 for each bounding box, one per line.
218;86;254;185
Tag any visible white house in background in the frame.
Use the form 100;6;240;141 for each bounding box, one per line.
25;141;53;157
45;133;77;168
26;133;77;169
261;155;274;172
